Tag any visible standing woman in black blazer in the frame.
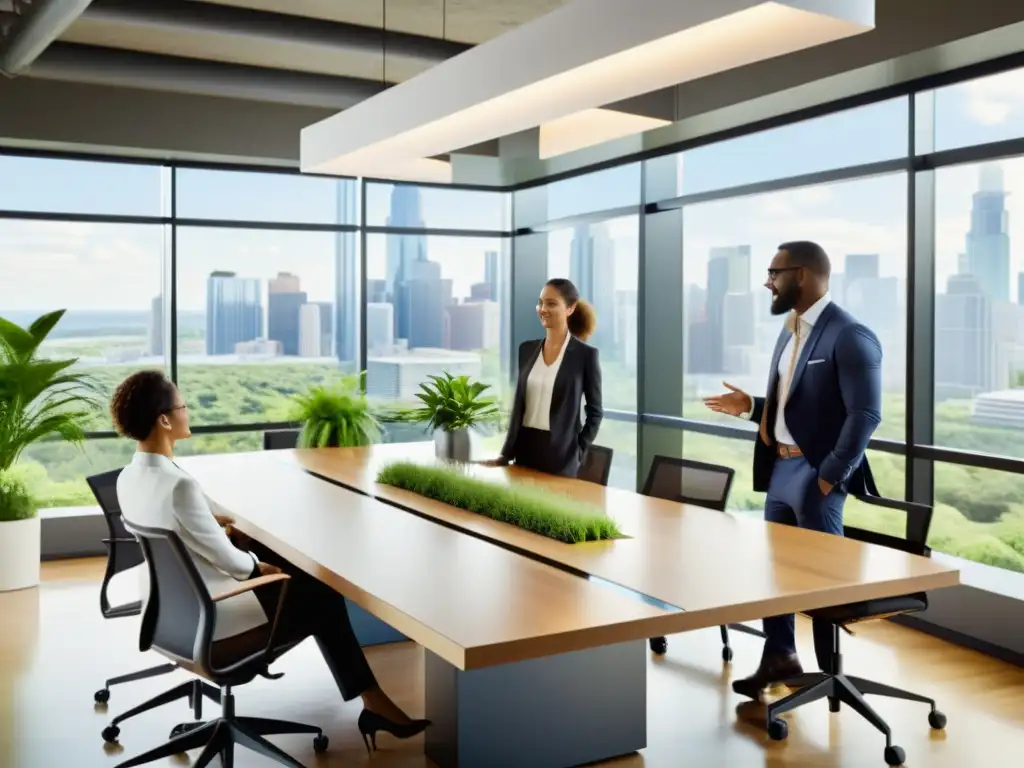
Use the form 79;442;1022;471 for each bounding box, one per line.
485;278;603;477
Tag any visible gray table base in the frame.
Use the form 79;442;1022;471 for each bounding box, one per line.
425;640;646;768
347;599;407;647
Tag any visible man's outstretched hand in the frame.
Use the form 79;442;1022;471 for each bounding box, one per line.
702;382;753;418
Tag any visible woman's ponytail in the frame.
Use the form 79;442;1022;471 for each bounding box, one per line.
567;298;597;342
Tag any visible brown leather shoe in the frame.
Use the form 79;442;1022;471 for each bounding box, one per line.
731;653;804;700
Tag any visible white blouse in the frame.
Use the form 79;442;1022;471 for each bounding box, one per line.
522;333;571;431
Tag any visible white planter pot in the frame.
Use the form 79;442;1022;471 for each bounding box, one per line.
0;516;41;592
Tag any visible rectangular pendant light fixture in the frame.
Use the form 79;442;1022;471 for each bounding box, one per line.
301;0;875;181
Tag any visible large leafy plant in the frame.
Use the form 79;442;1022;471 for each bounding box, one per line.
289;373;382;448
0;310;100;522
391;372;500;433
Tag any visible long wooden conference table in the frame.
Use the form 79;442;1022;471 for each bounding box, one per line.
177;443;959;768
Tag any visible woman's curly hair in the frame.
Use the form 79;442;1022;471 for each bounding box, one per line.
110;369;177;441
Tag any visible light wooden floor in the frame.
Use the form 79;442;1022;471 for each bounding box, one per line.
2;559;1022;768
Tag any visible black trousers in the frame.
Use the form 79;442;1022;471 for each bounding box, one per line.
512;426;580;478
213;540;378;702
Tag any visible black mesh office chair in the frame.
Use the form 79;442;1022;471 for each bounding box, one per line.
87;470;178;705
263;429;300;451
102;524;328;768
641;455;766;659
765;497;947;767
578;445;614;486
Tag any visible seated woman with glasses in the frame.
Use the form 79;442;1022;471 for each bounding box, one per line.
110;370;428;748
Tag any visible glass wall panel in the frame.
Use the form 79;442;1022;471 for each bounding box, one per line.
931;463;1024;573
175;168;357;225
646;99;907;200
934;158;1024;460
544;215;639;413
365;182;508;231
0;219;169;430
930;65;1024;152
0;154;165;217
679;174;908;442
363;234;510;406
514;163;642;229
175;226;360;426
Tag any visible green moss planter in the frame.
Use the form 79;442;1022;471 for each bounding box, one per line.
376;462;622;544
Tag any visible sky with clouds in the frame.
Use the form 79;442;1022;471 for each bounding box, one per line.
2;65;1024;317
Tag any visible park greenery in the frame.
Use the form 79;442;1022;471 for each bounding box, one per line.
377;460;622;543
11;341;1024;573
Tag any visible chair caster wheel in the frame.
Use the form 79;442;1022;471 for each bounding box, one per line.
169;721;205;739
94;688;110;704
884;745;906;765
722;645;733;662
313;734;329;753
649;637;667;655
101;725;120;744
928;710;947;729
767;718;788;741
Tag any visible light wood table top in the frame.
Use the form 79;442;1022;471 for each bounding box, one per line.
177;452;688;671
274;442;960;629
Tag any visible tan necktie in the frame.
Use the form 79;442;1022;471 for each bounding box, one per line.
760;312;801;446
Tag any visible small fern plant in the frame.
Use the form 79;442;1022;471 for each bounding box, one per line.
392;372;500;433
289;373;381;449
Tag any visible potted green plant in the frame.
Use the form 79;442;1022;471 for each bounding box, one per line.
289;372;382;448
389;372;500;462
0;310;99;592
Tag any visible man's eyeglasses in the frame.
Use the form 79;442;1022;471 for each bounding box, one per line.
163;404;188;414
766;266;802;281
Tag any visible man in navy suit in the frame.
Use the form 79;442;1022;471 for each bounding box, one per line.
704;240;882;699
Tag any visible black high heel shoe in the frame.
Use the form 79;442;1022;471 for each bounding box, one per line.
357;709;430;753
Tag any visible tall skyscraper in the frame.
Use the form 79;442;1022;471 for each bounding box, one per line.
206;272;262;355
1018;272;1023;305
267;272;306;356
396;258;444;348
386;185;428;291
936;273;994;399
964;164;1011;302
366;302;395;353
445;302;500;351
569;223;616;349
843;253;879;305
484;250;500;298
690;245;752;373
335;181;359;363
299;302;334;357
299;303;323;357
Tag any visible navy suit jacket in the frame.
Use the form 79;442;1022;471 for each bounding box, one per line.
750;302;882;496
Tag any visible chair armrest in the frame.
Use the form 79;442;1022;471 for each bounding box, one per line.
211;573;291;603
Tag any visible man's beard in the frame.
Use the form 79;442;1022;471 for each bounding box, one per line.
770;284;800;315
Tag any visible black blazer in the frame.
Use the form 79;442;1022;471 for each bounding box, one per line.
500;336;603;463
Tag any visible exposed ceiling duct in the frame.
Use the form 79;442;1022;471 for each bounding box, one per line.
0;0;93;75
28;42;387;109
60;0;471;83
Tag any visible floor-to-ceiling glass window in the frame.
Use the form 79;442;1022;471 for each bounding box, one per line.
511;165;642;488
0;157;511;510
362;181;511;444
0;155;169;508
